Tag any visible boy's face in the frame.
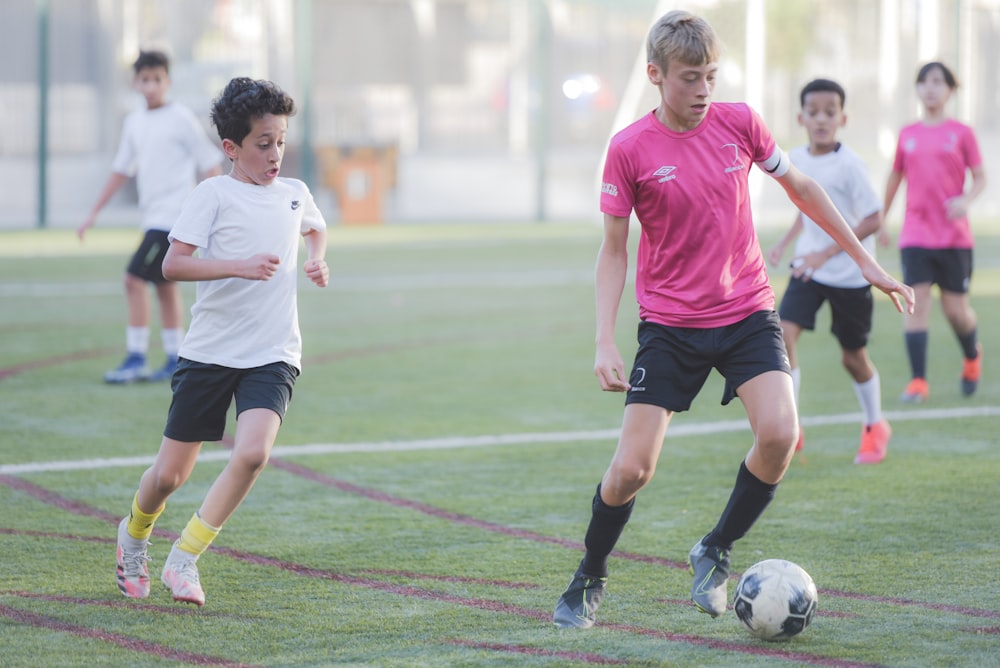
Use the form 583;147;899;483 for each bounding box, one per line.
798;90;846;153
916;66;952;111
134;66;170;109
647;58;718;132
224;113;288;186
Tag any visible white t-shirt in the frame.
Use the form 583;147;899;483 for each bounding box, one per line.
169;176;327;370
111;102;224;231
789;143;880;288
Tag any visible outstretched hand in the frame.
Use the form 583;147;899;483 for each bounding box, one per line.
862;263;915;314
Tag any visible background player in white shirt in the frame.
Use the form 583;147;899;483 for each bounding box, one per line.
79;50;224;383
767;79;891;465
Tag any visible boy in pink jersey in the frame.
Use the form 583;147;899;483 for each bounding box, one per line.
553;10;914;629
884;62;986;403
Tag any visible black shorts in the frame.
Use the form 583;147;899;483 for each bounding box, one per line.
900;247;973;294
625;310;790;411
778;277;873;351
163;359;299;443
126;229;171;284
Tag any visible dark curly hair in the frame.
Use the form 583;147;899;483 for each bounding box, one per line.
210;77;296;145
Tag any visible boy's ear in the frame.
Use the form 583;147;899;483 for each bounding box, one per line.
647;61;663;85
797;112;805;127
839;112;848;127
221;138;239;161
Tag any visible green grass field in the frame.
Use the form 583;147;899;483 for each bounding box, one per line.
1;223;998;667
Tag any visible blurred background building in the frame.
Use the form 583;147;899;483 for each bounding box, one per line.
3;0;1000;228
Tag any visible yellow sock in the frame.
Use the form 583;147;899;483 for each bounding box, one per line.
177;512;220;557
126;492;164;541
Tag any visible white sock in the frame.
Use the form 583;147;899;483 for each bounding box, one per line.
126;326;150;356
853;371;883;427
161;328;183;358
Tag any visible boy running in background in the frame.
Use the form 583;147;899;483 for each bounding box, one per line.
79;50;223;384
767;79;891;465
114;77;329;606
552;11;913;629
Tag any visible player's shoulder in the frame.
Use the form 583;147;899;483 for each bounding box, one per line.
274;176;311;196
610;111;657;147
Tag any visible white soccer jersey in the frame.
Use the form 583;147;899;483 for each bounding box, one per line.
789;144;880;288
111;102;224;231
169;176;327;370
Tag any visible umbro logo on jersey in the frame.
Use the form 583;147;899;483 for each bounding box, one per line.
654;166;677;183
290;200;302;210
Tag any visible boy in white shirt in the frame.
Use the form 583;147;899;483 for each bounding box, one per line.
767;79;891;465
113;77;329;606
79;50;223;383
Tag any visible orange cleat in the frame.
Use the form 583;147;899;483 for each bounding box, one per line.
854;419;892;464
899;378;929;404
961;344;982;397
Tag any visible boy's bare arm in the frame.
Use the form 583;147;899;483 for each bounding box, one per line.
78;172;129;240
302;228;329;288
162;240;280;282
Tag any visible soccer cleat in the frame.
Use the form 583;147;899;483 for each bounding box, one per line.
147;356;179;383
899;377;929;404
161;542;206;607
854;419;892;465
553;567;607;628
688;539;730;617
116;517;151;599
103;353;150;384
961;344;982;397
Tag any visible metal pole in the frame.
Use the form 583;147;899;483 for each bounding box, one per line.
295;0;315;189
533;1;550;222
36;0;49;228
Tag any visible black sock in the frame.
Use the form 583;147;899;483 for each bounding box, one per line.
957;327;979;360
905;331;929;379
579;484;634;578
704;462;777;551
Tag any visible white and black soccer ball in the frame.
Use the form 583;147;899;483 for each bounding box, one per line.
733;559;818;641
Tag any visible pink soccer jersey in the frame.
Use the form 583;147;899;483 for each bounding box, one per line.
600;103;780;328
892;119;982;250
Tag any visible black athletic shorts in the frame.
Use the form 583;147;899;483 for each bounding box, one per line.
163;359;299;443
778;277;873;351
900;247;973;294
625;310;790;411
126;229;171;284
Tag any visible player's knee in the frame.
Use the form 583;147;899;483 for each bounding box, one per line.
758;422;799;453
149;468;186;496
608;460;655;494
232;443;271;474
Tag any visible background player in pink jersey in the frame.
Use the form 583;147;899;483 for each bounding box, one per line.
883;61;986;404
553;10;914;629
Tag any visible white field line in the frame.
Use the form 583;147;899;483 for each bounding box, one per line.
0;270;596;298
2;405;998;476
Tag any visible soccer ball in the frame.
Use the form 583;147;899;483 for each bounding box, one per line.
733;559;818;641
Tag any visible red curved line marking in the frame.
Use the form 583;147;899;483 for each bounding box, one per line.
0;476;886;667
448;639;631;665
0;604;260;667
1;589;223;616
3;470;998;624
0;348;116;381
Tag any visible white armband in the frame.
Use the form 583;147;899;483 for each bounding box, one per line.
757;147;790;178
